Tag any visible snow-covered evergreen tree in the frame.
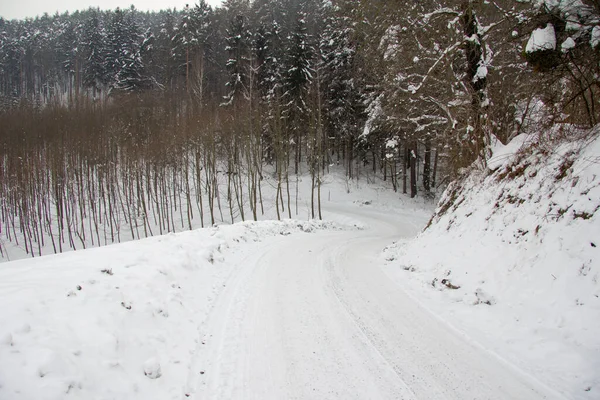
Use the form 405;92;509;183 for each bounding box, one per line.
109;7;149;93
172;2;212;102
283;10;314;173
320;4;365;169
153;9;178;88
223;12;251;106
55;16;82;100
81;9;107;98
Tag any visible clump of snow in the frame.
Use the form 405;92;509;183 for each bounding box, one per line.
473;64;488;82
526;23;556;53
536;0;588;18
385;137;398;149
385;137;399;160
384;128;600;399
561;37;576;52
360;94;383;139
591;26;600;48
379;25;401;61
487;134;536;171
143;357;162;379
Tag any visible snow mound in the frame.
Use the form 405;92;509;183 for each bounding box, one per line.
384;128;600;399
143;357;162;380
526;23;557;53
487;133;535;171
0;219;342;400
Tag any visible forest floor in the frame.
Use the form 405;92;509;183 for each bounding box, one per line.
0;147;596;399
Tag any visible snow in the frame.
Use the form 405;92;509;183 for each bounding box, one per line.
0;171;443;399
360;94;383;139
143;357;162;380
591;26;600;48
0;218;351;400
536;0;587;15
561;37;576;52
379;25;400;61
487;133;535;171
526;23;556;53
2;141;598;399
473;64;488;82
0;161;371;263
384;129;600;399
385;137;398;149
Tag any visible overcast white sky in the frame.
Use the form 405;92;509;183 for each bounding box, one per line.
0;0;223;20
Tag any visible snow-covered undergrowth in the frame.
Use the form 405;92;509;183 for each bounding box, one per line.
384;129;600;398
0;219;346;400
1;166;399;263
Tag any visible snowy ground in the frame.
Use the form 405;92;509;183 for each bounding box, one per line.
188;201;559;400
0;219;350;400
1;145;596;399
0;176;433;400
384;131;600;399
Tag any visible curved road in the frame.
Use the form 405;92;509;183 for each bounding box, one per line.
186;204;560;400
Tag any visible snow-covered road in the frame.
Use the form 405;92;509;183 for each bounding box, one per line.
188;204;560;400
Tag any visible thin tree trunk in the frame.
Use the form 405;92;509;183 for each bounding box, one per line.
423;136;432;192
410;142;417;198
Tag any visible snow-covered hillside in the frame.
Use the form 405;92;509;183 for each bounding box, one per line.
384;129;600;399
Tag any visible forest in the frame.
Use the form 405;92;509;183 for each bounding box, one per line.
0;0;599;259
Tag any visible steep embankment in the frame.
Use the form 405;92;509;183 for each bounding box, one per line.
384;128;600;399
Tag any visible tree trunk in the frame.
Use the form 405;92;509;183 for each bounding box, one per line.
410;142;417;198
423;136;431;192
403;142;408;195
432;147;439;189
462;1;489;162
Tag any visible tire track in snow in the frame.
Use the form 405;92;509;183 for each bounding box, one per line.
187;205;563;399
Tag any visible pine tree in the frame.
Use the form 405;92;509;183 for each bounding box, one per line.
154;9;178;89
172;2;212;102
105;8;128;88
223;12;251;106
320;5;365;176
189;1;212;105
55;15;82;101
255;21;283;101
283;11;314;173
254;20;284;162
81;9;107;98
0;19;24;103
110;7;149;93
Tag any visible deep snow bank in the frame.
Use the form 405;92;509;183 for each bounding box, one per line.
384;129;600;399
0;219;344;400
